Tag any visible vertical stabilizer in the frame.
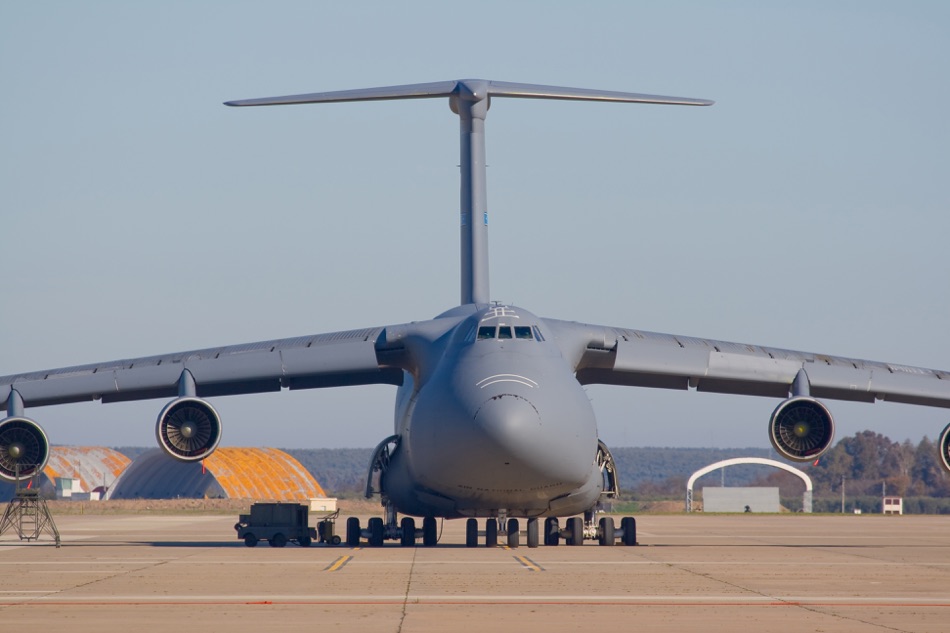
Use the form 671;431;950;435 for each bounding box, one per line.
226;80;712;306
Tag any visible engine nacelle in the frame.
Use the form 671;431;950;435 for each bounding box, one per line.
769;397;835;462
0;417;50;482
156;397;222;462
939;422;950;474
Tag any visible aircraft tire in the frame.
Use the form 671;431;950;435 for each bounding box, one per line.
567;517;584;546
527;518;539;548
621;517;637;546
544;517;559;546
485;519;498;547
422;516;438;546
507;518;520;548
368;518;384;547
400;517;416;547
466;518;478;547
598;516;615;546
346;517;361;547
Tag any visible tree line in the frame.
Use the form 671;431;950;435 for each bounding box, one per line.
107;430;949;513
745;432;950;513
281;432;950;513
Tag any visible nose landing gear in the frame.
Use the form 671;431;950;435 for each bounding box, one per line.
464;515;542;548
345;502;439;548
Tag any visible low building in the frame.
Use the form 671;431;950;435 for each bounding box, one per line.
702;486;781;513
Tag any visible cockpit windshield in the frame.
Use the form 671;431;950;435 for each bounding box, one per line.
474;324;543;342
477;326;496;340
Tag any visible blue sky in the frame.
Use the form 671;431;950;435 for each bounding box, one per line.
2;1;948;450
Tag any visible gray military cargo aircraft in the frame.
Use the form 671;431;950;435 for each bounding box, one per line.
2;80;950;548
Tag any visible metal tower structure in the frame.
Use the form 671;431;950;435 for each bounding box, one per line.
0;464;61;547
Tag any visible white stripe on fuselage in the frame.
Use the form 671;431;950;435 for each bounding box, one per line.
476;374;538;389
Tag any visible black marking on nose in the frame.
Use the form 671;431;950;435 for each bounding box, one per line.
473;393;540;420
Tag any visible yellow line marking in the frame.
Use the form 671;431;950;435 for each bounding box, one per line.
514;556;544;572
324;555;353;572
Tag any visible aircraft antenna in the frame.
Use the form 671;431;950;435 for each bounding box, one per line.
226;80;713;306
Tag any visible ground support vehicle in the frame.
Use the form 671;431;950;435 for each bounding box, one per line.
235;502;316;548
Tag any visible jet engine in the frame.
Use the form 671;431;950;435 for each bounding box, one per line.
0;417;50;482
939;422;950;474
156;397;222;462
768;397;834;462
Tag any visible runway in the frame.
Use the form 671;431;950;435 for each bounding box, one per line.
1;513;948;632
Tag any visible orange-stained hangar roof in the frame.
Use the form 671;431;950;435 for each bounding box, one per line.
108;447;325;500
44;446;131;493
207;447;326;499
0;446;131;501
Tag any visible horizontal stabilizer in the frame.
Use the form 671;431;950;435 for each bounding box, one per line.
224;78;712;306
225;79;713;107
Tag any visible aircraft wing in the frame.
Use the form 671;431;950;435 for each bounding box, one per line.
0;326;406;410
544;318;950;409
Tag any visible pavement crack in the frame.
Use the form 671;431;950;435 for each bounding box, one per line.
657;555;916;633
3;554;186;609
395;547;418;633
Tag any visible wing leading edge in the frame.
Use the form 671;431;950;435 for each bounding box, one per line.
0;326;406;410
546;318;950;409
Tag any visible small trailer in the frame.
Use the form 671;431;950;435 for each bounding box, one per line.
235;502;316;548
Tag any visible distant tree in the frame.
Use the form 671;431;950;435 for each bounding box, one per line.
811;441;853;495
910;437;950;497
750;469;808;500
843;431;900;482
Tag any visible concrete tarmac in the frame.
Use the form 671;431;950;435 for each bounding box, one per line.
1;513;948;632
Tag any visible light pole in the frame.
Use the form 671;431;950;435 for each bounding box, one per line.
841;476;846;513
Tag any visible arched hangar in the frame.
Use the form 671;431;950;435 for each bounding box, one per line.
0;446;130;501
686;457;813;513
107;447;325;500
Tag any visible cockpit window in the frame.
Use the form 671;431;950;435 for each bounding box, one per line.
514;326;533;340
475;322;544;342
477;326;496;340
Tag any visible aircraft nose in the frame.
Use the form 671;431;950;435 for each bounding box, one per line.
474;393;541;447
471;392;590;486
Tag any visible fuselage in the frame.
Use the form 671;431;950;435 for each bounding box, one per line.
382;305;604;518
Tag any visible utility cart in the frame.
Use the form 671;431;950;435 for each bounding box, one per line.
314;509;342;545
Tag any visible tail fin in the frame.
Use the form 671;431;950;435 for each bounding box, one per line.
226;80;713;305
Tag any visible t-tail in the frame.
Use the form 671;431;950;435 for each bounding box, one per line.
225;80;713;306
